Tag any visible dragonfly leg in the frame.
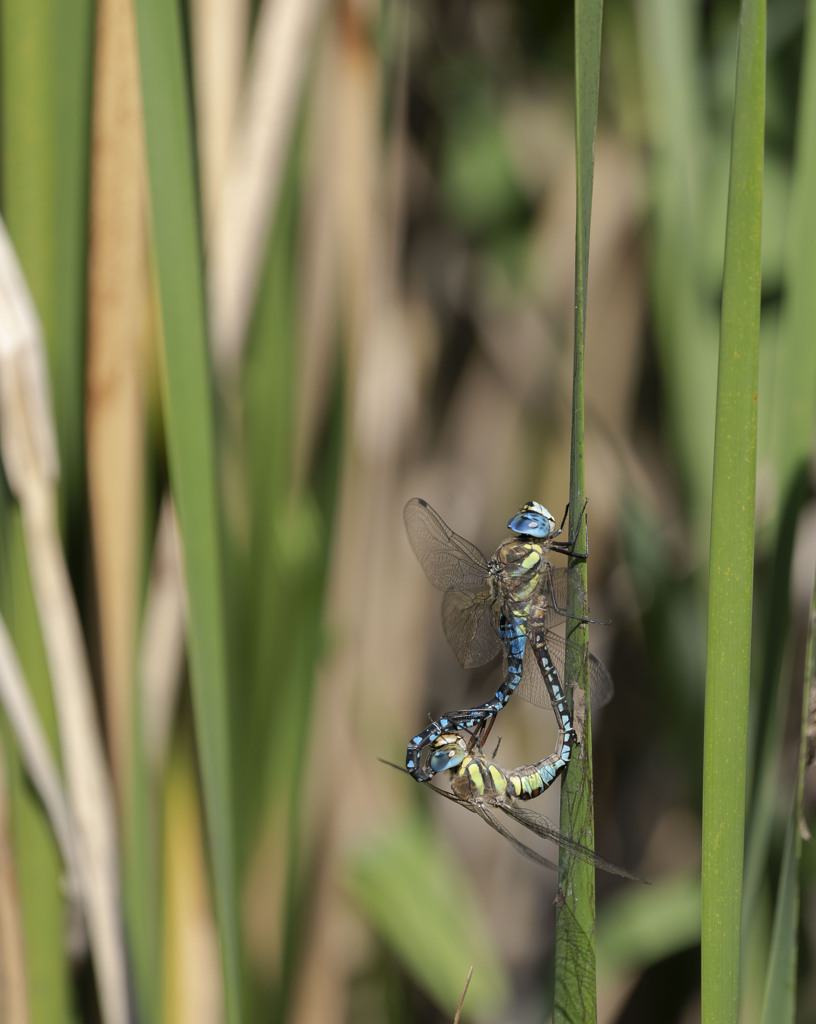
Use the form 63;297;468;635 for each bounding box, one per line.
406;705;503;780
538;561;607;628
476;714;497;752
545;498;589;559
548;502;571;543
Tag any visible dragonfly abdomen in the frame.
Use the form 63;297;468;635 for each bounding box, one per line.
440;738;571;804
493;614;526;703
504;753;569;800
526;618;579;790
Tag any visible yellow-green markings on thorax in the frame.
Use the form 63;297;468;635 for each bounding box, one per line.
454;753;508;800
495;540;543;606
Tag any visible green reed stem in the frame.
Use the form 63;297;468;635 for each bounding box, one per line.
554;1;604;1022
700;1;765;1021
133;1;243;1020
758;567;814;1023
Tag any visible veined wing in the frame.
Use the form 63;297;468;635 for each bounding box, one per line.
469;804;563;871
404;498;491;593
424;775;640;879
441;589;502;669
423;776;560;870
516;632;614;711
381;758;560;870
534;564;587;623
496;801;643;880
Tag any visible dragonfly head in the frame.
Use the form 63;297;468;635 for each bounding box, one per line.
507;501;556;539
428;733;469;774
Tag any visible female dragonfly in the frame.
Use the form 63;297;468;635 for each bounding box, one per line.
404;497;613;781
384;734;639;878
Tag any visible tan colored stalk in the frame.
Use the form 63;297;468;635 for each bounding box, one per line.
191;0;249;234
208;0;329;370
0;218;129;1024
139;496;186;777
86;0;147;803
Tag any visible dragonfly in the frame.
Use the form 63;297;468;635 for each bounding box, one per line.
404;497;613;781
410;628;594;783
383;737;640;879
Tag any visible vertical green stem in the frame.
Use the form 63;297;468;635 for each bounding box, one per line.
133;1;243;1020
758;568;814;1023
554;1;603;1021
700;1;765;1021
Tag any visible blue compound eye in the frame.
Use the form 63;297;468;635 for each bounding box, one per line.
507;508;554;538
428;744;467;774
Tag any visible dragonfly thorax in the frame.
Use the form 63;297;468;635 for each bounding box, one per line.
450;753;510;802
429;734;512;801
507;501;556;539
488;540;545;611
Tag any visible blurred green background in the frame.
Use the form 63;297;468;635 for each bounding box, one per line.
0;0;814;1022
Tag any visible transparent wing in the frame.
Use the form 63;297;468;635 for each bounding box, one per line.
422;777;560;870
404;498;491;593
441;590;502;669
534;564;586;623
470;804;563;871
496;802;643;880
422;773;641;879
516;632;615;711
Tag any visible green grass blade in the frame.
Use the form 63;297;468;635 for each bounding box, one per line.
0;0;92;520
742;469;809;939
132;2;242;1020
758;571;815;1024
347;817;510;1018
0;514;76;1024
597;873;702;979
555;1;604;1022
745;8;816;991
50;1;92;512
765;0;816;499
633;0;719;547
700;2;766;1022
1;6;91;1020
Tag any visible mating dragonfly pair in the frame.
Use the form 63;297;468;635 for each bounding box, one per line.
398;497;633;878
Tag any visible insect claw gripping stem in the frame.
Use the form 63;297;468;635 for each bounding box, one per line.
545;498;589;560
